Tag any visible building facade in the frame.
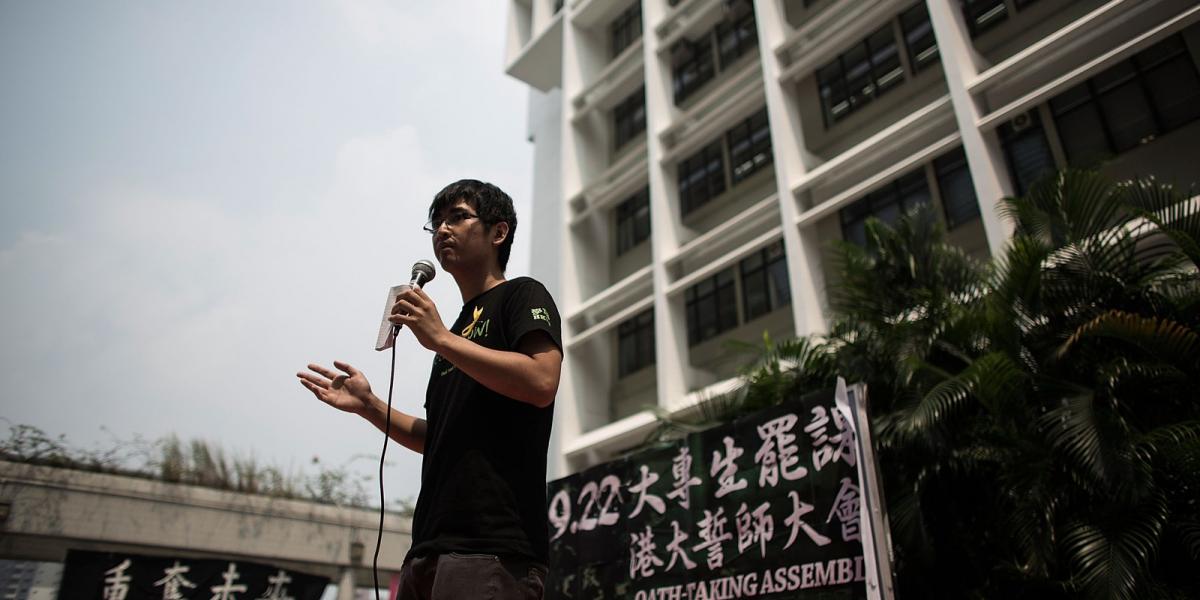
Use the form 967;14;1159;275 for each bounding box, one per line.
504;0;1200;479
0;561;61;600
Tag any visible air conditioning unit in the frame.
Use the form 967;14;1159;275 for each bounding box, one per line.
1010;110;1035;133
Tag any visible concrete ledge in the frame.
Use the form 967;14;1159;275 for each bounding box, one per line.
0;460;411;576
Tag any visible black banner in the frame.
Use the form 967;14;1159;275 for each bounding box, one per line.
546;391;867;600
58;550;329;600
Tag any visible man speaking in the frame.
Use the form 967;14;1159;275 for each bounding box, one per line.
297;179;562;599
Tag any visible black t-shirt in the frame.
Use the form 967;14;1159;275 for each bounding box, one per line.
406;277;562;564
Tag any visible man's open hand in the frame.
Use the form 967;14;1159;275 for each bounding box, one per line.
296;361;375;415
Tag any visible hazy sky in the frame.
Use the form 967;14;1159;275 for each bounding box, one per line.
0;0;534;506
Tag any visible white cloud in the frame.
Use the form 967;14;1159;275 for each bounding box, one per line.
0;0;533;508
332;0;495;51
0;124;466;502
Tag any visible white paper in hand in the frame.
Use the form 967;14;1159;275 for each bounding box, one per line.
375;284;413;351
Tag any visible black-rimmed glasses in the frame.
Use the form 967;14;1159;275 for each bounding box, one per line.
423;210;480;234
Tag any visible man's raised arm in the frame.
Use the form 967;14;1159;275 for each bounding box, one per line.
390;287;562;408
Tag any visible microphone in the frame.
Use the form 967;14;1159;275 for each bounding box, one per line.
409;259;436;288
374;260;438;351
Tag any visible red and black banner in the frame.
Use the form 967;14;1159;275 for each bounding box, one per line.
545;391;868;600
58;549;328;600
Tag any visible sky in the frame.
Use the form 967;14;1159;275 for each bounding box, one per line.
0;0;534;507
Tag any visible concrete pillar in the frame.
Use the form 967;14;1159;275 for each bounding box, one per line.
336;567;356;600
643;0;701;402
754;0;830;336
926;0;1016;256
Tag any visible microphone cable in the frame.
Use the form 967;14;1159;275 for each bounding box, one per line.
373;331;399;600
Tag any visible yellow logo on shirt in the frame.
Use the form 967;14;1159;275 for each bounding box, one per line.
461;306;489;340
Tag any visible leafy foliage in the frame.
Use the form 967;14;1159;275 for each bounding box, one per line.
0;421;407;511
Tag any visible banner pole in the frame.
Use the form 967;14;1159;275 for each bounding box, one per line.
835;378;896;600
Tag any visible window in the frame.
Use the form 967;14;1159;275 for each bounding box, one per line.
613;87;646;151
672;36;716;105
1000;112;1055;196
934;147;980;229
900;3;938;73
678;140;726;216
616;187;651;255
840;170;931;246
740;240;790;321
686;268;738;345
716;0;757;68
672;2;758;105
839;146;979;243
817;22;903;125
610;2;642;59
618;309;655;377
726;108;773;183
676;105;772;219
960;0;1008;37
1050;34;1200;167
554;0;564;14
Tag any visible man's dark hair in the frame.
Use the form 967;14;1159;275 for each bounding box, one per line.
429;179;518;271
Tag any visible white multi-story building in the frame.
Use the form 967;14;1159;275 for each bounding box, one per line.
504;0;1200;479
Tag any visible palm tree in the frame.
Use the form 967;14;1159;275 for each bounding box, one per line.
649;170;1200;598
855;171;1199;598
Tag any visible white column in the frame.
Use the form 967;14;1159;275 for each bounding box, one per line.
754;0;830;337
643;0;699;404
926;0;1015;256
335;567;355;600
554;2;588;470
527;85;570;480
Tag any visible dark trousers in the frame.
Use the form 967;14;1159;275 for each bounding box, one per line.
396;553;546;600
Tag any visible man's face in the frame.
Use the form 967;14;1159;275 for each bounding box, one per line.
429;200;500;273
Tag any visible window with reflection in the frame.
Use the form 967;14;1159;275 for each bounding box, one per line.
740;240;790;322
934;147;980;229
726;108;773;184
610;2;642;59
678;141;726;216
671;1;758;106
717;0;758;68
613;87;646;151
1050;34;1200;167
960;0;1008;37
615;187;651;255
617;309;655;377
672;36;716;105
686;268;738;346
901;3;938;72
840;170;931;246
817;22;903;125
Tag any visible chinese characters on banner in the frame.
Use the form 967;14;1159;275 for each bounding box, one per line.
57;550;329;600
546;391;867;600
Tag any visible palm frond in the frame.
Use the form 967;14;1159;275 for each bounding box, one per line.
1133;421;1200;464
1094;358;1188;401
1037;392;1124;488
1176;521;1200;563
1055;310;1199;369
1122;178;1200;269
1061;492;1169;600
1047;170;1129;245
898;352;1024;439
